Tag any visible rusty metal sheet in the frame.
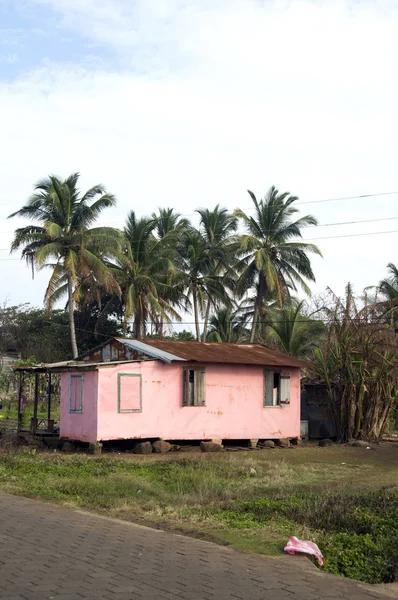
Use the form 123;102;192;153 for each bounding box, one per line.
15;337;308;370
140;340;307;368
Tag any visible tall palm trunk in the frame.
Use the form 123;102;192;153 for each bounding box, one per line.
202;299;211;342
250;302;259;343
250;277;267;344
67;274;78;359
192;287;201;342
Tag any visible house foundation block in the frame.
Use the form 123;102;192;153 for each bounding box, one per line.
88;442;102;455
248;439;259;449
200;441;223;452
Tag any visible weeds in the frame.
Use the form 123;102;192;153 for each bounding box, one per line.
0;447;397;584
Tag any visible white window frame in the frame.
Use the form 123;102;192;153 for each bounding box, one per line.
264;371;291;407
182;367;206;407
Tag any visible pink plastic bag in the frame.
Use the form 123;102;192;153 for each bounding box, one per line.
284;536;324;566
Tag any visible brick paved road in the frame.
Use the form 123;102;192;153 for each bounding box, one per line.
0;492;395;600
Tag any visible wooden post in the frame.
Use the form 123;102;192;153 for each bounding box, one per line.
32;373;39;434
47;372;54;432
47;373;52;421
17;372;23;431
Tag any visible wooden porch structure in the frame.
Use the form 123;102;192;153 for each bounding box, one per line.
15;367;57;437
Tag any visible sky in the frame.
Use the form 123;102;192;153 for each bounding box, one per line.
1;0;398;327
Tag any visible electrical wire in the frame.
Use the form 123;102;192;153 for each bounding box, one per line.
3;315;382;340
1;213;398;246
0;226;398;260
1;189;398;233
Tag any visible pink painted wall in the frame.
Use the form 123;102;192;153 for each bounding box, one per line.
60;371;98;443
94;361;300;442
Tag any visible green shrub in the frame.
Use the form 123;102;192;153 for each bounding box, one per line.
217;490;398;583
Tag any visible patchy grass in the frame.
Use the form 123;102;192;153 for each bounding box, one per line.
0;444;397;583
0;407;61;430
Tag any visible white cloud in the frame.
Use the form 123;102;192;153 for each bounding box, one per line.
1;0;398;307
0;52;18;62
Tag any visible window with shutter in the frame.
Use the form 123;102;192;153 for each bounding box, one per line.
69;374;83;413
279;372;291;404
264;371;290;406
182;368;206;406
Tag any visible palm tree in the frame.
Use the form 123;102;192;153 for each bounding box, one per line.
9;173;120;358
179;227;235;342
377;263;398;327
109;211;181;337
234;186;322;343
152;207;189;239
196;205;238;340
379;263;398;299
266;300;325;359
206;307;247;343
178;229;212;342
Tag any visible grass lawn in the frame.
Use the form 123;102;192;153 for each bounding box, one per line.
0;443;397;583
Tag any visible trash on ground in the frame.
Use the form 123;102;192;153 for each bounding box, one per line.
284;536;324;566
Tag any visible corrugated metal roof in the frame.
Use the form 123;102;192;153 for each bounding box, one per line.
115;339;186;364
138;339;307;368
16;339;307;371
13;359;145;372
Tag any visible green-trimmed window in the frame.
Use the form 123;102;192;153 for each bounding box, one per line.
118;373;142;413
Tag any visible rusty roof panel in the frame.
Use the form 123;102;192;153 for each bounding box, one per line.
139;340;307;368
15;339;307;370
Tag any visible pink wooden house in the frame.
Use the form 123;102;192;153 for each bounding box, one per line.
55;338;306;444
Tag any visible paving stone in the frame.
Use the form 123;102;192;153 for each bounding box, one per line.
0;491;394;600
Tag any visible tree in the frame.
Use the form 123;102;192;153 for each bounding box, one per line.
196;205;238;340
178;228;233;342
377;263;398;328
314;285;398;442
9;173;120;358
266;300;325;359
206;307;247;343
152;207;189;239
234;186;322;343
109;211;181;337
378;263;398;301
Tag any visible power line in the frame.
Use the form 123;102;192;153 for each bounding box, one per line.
298;190;398;205
1;189;398;234
3;316;384;338
1;213;398;246
303;229;398;242
0;226;398;260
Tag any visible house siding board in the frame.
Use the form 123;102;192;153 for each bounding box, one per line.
95;361;300;442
